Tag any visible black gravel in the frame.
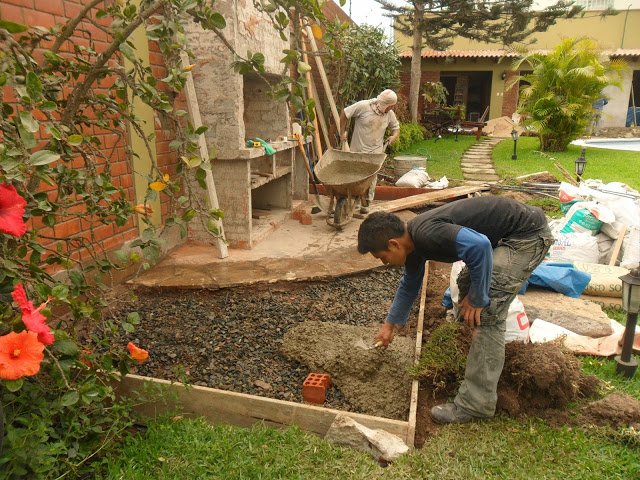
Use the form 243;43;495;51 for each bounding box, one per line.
117;267;419;413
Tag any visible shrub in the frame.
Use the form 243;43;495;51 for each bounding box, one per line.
388;123;426;154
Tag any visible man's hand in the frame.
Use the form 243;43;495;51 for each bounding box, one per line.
375;322;395;347
459;296;482;328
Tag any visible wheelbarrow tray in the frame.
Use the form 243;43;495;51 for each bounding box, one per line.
314;149;386;198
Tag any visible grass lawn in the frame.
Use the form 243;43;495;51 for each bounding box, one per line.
389;134;476;182
493;137;640;191
392;134;639;192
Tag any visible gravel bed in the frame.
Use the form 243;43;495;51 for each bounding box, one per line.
118;267;419;413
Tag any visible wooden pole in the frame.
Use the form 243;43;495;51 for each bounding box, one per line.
299;28;323;159
304;23;341;129
180;54;228;259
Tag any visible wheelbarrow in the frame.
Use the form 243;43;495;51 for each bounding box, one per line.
313;148;387;229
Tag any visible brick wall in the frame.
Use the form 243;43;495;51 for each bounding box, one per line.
0;1;179;264
502;71;519;118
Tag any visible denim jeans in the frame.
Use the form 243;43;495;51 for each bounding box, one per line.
453;225;553;418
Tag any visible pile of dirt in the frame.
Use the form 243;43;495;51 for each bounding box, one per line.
280;321;414;420
499;341;601;416
524;173;559;184
579;392;640;429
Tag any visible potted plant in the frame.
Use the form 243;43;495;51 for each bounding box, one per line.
421;81;449;107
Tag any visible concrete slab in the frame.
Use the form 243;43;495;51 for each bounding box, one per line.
130;199;417;289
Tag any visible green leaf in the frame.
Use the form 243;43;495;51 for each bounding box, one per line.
128;312;141;324
69;270;84;286
181;209;196;222
29;150;60;166
54;338;80;356
122;322;135;333
207;218;219;234
61;390;80;406
19;111;39;133
5;378;24;392
67;134;83;146
26;72;43;99
119;43;137;63
0;19;28;33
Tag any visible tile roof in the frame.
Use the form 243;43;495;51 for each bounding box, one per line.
399;48;640;59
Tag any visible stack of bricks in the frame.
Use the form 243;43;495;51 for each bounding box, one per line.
302;373;330;404
292;208;312;225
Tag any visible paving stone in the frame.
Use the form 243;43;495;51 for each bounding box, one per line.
463;173;500;181
461;167;496;174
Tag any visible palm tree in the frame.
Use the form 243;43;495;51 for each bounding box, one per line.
512;38;627;152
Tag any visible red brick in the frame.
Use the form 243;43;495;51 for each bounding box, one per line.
39;1;64;16
53;219;81;239
0;3;24;23
300;213;312;225
2;0;33;7
292;208;305;220
302;373;330;404
22;9;56;29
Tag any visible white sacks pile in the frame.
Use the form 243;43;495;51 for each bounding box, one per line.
549;181;640;268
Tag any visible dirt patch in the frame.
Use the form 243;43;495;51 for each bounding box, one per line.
579;392;640;429
280;322;414;420
526;173;559;184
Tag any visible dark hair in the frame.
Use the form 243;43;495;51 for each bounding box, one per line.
357;212;405;254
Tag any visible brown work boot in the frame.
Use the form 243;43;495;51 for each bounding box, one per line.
430;403;489;424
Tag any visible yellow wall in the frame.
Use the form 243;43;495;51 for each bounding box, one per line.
395;10;640;51
125;0;161;232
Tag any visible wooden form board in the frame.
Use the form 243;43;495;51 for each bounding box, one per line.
370;185;485;213
406;263;428;448
118;374;409;439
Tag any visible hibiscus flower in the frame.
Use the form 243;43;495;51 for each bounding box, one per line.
0;182;27;237
0;331;45;380
127;342;149;362
11;283;55;345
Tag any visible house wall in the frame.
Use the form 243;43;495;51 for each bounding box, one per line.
394;10;640;51
0;0;181;269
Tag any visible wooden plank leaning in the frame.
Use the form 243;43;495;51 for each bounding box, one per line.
180;54;228;259
304;23;341;128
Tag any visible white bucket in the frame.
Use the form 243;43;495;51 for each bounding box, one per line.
393;156;427;177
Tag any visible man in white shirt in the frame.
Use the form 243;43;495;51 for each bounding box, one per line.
340;89;400;213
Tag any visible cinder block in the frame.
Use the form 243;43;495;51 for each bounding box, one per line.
300;213;312;225
303;373;330;404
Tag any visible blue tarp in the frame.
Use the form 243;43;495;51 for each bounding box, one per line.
441;262;591;308
519;262;591;298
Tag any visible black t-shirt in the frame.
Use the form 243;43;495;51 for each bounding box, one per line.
405;196;547;268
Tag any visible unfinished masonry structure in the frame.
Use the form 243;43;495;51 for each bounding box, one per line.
186;1;308;248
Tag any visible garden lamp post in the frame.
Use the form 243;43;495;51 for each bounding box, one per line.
454;122;460;142
615;264;640;379
510;128;518;160
575;148;587;183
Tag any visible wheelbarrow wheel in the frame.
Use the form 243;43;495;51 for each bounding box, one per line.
333;196;350;226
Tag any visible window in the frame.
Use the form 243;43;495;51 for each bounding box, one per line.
575;0;614;10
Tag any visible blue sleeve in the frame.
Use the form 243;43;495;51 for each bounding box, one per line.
386;262;425;325
455;227;492;308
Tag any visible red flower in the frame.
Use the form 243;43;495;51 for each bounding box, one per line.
0;183;27;237
127;342;149;362
11;283;54;345
0;331;45;380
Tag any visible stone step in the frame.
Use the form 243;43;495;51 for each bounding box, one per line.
463;173;501;181
462;168;496;175
461;158;493;164
464;180;492;186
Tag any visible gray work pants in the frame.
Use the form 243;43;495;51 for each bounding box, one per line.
454;226;553;418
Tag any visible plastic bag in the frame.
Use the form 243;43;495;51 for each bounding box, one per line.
395;167;430;188
621;225;640;269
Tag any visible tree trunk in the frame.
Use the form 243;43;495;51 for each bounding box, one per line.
409;3;424;124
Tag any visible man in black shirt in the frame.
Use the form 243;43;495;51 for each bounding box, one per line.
357;196;553;423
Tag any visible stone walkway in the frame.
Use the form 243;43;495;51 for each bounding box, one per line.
461;137;505;183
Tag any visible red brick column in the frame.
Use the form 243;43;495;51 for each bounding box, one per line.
502;71;519;118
